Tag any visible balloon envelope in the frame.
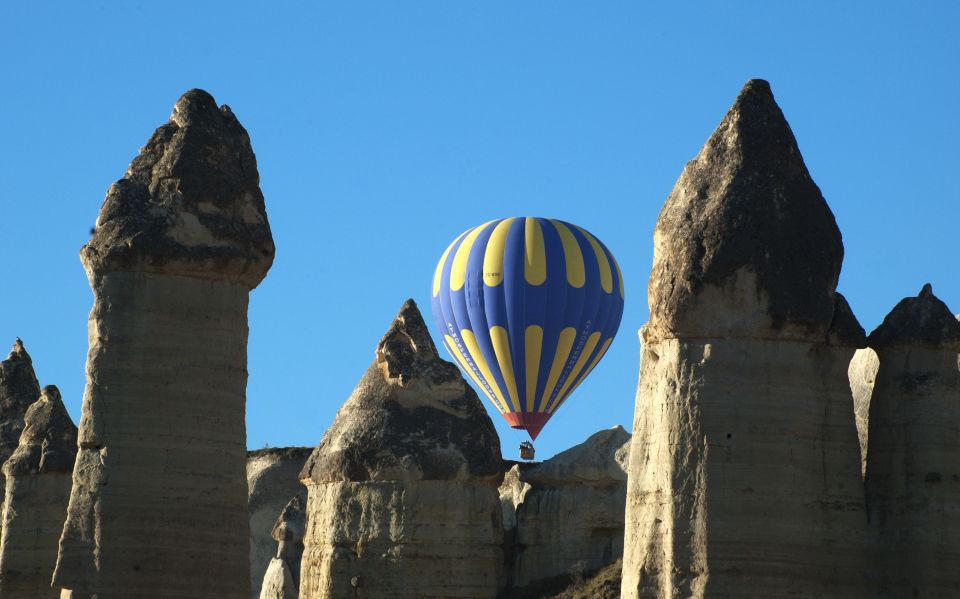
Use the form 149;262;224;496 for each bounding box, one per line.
430;217;625;440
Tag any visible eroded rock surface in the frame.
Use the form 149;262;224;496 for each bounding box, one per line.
865;284;960;597
53;89;274;599
0;339;41;526
510;426;630;588
259;495;306;599
248;447;311;598
623;80;870;598
0;385;77;598
299;299;504;599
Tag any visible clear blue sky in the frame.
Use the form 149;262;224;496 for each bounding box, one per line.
1;2;957;459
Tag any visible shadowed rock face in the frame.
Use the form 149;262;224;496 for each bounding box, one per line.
299;300;504;599
623;80;869;599
0;385;77;598
646;79;850;343
509;426;631;589
866;285;960;597
81;89;274;290
0;338;42;558
248;447;311;599
258;495;306;599
0;340;41;498
54;89;274;599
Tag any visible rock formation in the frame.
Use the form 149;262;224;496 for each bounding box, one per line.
53;89;275;598
622;80;870;598
509;426;630;589
259;496;306;599
248;447;311;598
848;347;879;475
865;284;960;597
298;299;505;599
0;385;77;598
0;339;41;526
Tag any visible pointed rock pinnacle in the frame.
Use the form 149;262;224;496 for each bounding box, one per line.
868;284;960;349
301;299;502;484
80;88;275;289
647;79;848;342
4;385;78;476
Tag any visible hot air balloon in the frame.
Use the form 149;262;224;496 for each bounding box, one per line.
430;217;625;444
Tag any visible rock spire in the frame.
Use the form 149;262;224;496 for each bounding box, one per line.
0;385;78;597
53;89;275;598
298;299;505;599
622;80;869;598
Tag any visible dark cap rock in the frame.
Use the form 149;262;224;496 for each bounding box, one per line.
4;385;78;476
271;495;306;544
647;79;844;342
0;339;41;459
827;293;867;348
81;89;275;289
868;284;960;349
301;299;502;484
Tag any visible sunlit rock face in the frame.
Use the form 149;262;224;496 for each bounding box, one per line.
298;300;505;599
622;80;871;599
509;426;630;589
865;284;960;597
53;89;274;599
849;348;879;476
0;385;77;598
248;447;311;599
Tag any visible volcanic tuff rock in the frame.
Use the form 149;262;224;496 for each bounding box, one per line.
865;284;960;597
259;495;306;599
53;89;274;599
623;80;870;599
510;426;630;588
848;348;879;476
79;89;274;288
248;447;311;599
0;385;77;598
645;79;849;343
298;299;505;599
0;339;41;526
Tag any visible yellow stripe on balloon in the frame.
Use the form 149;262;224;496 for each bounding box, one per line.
460;329;509;413
433;232;466;297
483;218;515;287
576;226;613;294
550;337;613;413
539;327;576;412
444;335;505;414
489;326;521;412
547;331;601;413
524;218;547;286
525;325;543;412
549;220;585;288
450;221;494;291
613;255;625;299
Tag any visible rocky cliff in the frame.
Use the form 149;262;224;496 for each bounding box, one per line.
865;284;960;597
298;299;505;599
508;426;630;589
53;88;274;599
0;385;77;598
622;80;870;598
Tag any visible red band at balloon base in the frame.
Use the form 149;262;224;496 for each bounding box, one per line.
503;411;553;441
